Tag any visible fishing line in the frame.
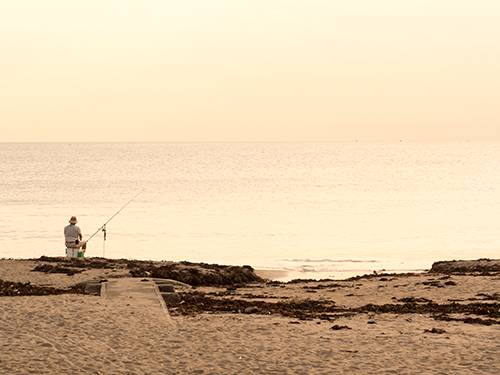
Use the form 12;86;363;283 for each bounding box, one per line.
86;189;145;255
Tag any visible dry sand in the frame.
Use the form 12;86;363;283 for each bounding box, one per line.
1;258;500;374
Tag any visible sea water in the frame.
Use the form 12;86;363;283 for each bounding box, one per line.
1;142;499;280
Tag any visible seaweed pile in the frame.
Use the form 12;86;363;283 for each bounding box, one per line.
0;279;84;297
137;262;263;286
171;291;339;321
171;290;500;326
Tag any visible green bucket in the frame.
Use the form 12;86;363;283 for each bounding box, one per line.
77;250;85;258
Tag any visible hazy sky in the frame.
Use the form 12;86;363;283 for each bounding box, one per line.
1;1;499;142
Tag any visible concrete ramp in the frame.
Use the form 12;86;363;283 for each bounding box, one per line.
100;278;174;325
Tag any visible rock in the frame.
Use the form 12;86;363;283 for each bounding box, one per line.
162;292;181;305
151;262;264;286
430;259;500;275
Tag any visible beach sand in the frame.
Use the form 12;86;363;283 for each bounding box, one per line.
1;258;500;374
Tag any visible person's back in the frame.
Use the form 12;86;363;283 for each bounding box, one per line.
64;223;80;243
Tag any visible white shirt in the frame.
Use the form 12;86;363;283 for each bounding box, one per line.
64;224;81;242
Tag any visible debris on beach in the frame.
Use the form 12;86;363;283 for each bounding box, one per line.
424;328;446;334
31;263;84;276
32;257;264;286
168;290;500;326
0;279;84;296
7;257;500;326
169;290;338;320
331;325;352;330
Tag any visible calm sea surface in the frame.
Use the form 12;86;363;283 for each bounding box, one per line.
1;142;499;280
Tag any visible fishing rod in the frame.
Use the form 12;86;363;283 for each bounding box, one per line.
86;189;145;244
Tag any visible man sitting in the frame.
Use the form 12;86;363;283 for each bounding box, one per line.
64;216;87;257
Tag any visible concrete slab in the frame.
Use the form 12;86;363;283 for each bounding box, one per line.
101;278;173;325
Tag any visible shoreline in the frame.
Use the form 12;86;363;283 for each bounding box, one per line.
254;268;290;281
1;255;434;282
1;257;500;373
2;256;500;283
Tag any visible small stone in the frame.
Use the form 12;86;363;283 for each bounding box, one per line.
424;328;446;334
331;325;351;330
